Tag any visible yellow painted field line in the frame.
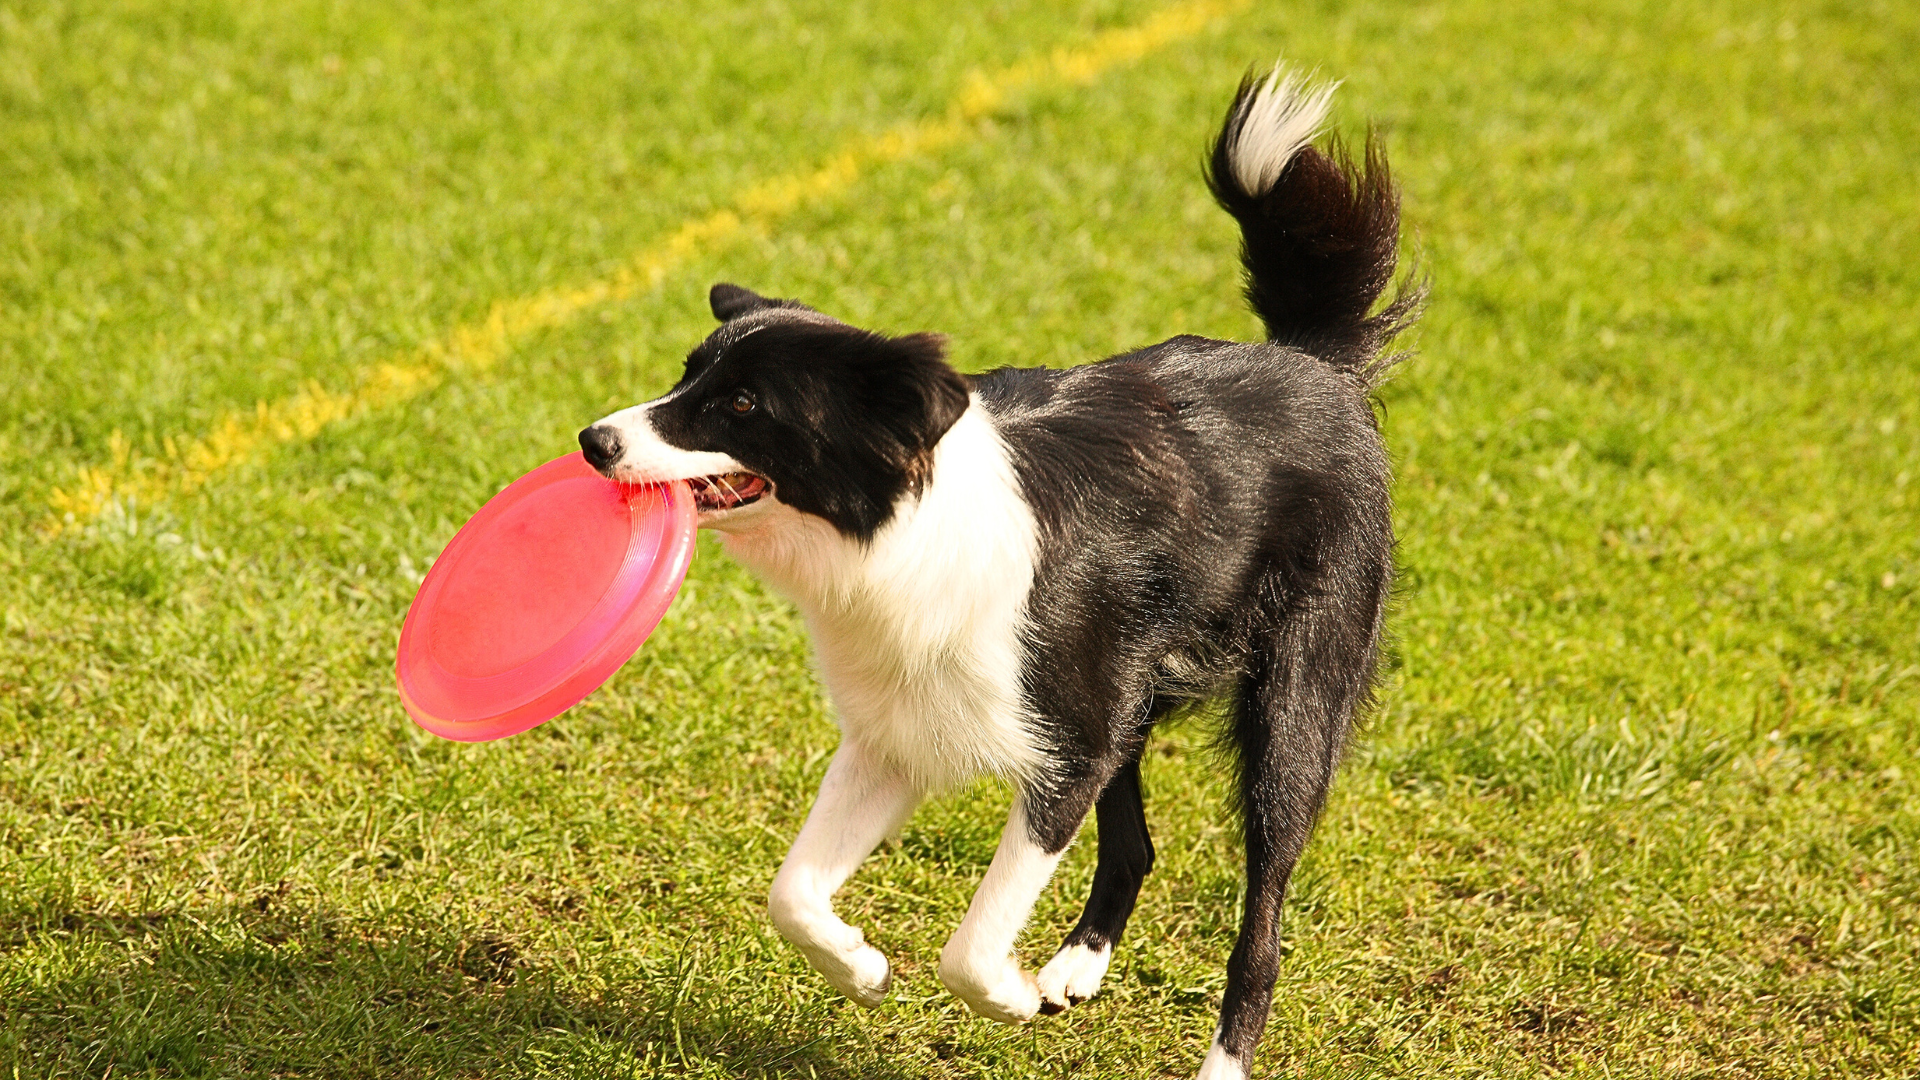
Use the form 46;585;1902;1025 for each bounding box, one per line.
46;0;1247;533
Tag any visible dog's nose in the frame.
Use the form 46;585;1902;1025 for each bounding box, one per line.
578;426;624;472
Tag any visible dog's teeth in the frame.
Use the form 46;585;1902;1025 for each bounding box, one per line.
685;472;765;513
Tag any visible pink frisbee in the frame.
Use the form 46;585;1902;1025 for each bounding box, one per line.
396;452;697;742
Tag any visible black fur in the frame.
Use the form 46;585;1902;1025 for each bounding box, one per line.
1053;754;1155;981
648;288;969;539
709;282;812;322
1207;74;1424;382
967;78;1415;1070
974;340;1396;1033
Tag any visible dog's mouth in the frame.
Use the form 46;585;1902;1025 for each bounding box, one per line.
687;471;770;514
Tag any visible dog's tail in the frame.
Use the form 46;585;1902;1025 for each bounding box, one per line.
1207;66;1423;386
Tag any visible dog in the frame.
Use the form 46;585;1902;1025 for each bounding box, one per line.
579;65;1420;1080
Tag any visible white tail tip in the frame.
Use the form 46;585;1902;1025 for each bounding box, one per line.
1228;64;1340;195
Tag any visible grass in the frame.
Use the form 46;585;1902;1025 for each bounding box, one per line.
1;0;1916;1076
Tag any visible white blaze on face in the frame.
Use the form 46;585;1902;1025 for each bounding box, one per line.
590;401;746;487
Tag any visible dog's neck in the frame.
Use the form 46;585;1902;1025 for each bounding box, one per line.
713;401;1048;789
715;401;1032;615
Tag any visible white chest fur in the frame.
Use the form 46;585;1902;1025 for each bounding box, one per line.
717;402;1044;792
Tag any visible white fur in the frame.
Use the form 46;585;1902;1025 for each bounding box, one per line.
1037;940;1113;1009
1228;65;1338;195
604;393;1055;1012
592;402;745;487
766;741;919;1006
938;798;1063;1023
728;403;1062;1022
718;399;1046;792
1195;1034;1247;1080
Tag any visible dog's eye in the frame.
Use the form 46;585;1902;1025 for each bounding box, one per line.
729;391;756;415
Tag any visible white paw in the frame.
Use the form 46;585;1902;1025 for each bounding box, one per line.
1194;1038;1247;1080
941;955;1041;1024
1036;941;1112;1013
801;939;892;1008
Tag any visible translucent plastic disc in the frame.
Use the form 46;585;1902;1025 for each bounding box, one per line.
396;452;696;742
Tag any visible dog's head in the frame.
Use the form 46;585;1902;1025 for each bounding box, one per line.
581;284;969;540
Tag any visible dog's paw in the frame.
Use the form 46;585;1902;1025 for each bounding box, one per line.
942;956;1041;1024
804;940;892;1008
1036;941;1112;1013
1193;1040;1248;1080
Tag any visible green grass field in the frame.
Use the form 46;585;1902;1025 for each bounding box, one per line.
3;0;1916;1076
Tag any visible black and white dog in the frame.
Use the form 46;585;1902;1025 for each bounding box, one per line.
580;67;1419;1080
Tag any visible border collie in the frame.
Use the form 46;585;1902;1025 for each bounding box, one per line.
580;66;1420;1080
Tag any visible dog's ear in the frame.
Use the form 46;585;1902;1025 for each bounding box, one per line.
710;283;814;322
709;283;772;321
860;332;971;464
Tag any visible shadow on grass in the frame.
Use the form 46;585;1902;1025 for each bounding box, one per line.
0;899;912;1079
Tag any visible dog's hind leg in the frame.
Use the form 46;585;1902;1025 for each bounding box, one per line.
1035;755;1152;1014
1199;587;1386;1078
768;740;922;1007
1194;649;1346;1079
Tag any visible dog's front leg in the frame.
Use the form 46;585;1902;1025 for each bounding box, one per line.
768;740;921;1007
938;796;1078;1024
